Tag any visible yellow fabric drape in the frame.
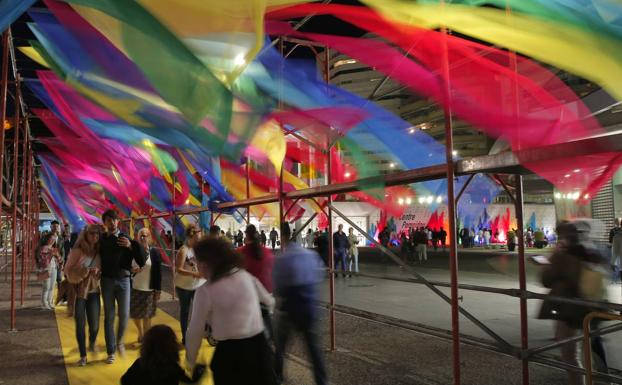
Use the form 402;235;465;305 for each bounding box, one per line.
362;0;622;100
249;120;286;174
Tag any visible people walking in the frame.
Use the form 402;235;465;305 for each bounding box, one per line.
538;221;609;385
273;223;327;385
347;227;359;274
238;224;275;340
306;229;315;249
130;228;162;344
174;224;206;345
269;227;279;249
100;209;145;364
416;227;428;263
37;233;62;310
260;230;267;247
333;224;349;278
439;227;447;251
65;224;102;366
185;237;276;385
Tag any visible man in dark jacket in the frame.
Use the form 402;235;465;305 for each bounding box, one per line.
273;223;327;385
100;209;145;364
333;224;349;278
315;229;329;266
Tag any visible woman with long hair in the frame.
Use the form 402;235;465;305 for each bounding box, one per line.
121;324;203;385
65;224;103;366
186;237;275;385
174;224;205;345
37;233;62;310
238;224;274;339
130;228;162;343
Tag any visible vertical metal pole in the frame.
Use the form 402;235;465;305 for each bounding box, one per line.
515;175;529;383
171;175;176;300
324;46;336;351
246;156;251;225
9;77;20;331
278;39;285;235
0;31;9;273
19;114;27;306
440;6;461;383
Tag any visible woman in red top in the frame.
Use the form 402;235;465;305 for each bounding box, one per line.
238;224;274;340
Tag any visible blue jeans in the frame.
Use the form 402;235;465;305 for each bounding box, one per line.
175;287;195;344
74;292;100;357
334;248;348;274
101;276;130;355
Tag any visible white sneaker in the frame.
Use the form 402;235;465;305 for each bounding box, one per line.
106;354;115;364
78;357;87;367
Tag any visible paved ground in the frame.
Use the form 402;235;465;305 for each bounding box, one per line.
1;246;620;384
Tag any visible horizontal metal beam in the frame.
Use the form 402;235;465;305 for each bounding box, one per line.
127;131;622;217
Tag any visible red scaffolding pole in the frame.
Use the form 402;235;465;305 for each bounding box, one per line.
19;110;28;306
440;6;461;383
9;77;20;332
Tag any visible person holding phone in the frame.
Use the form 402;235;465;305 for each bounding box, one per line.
99;209;145;364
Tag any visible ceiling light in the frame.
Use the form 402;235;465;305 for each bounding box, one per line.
398;198;404;205
452;150;458;157
406;197;412;205
436;196;442;203
573;169;581;173
426;196;433;204
418;197;425;204
408;127;416;134
564;174;571;178
234;53;245;66
389;162;396;168
344;172;351;178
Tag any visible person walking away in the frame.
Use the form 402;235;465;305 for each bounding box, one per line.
100;209;145;364
347;227;359;274
439;227;448;251
174;224;206;345
484;228;492;248
37;233;62;310
416;227;428;263
185;237;276;385
61;223;77;313
273;223;327;385
306;229;315;249
122;325;204;385
316;229;329;267
65;224;103;366
47;220;65;289
610;218;622;283
130;228;162;343
333;224;350;278
238;224;275;340
270;227;279;249
431;228;439;250
260;230;267;247
538;221;609;385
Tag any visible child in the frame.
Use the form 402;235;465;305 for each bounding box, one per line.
121;325;204;385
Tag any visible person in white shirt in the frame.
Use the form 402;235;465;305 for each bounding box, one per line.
130;228;162;344
185;237;275;385
174;225;206;345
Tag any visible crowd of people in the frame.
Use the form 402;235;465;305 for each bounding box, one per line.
36;211;328;385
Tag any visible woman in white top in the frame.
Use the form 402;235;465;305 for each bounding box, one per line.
37;233;62;310
186;237;275;385
174;224;205;345
65;224;102;366
130;228;162;343
347;227;360;273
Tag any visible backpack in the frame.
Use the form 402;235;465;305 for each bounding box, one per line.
579;262;606;301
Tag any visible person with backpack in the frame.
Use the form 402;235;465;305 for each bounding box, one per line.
610;218;621;283
538;221;609;385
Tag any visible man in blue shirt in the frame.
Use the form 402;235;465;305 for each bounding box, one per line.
273;222;327;385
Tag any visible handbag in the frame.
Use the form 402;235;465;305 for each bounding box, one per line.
36;270;50;281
